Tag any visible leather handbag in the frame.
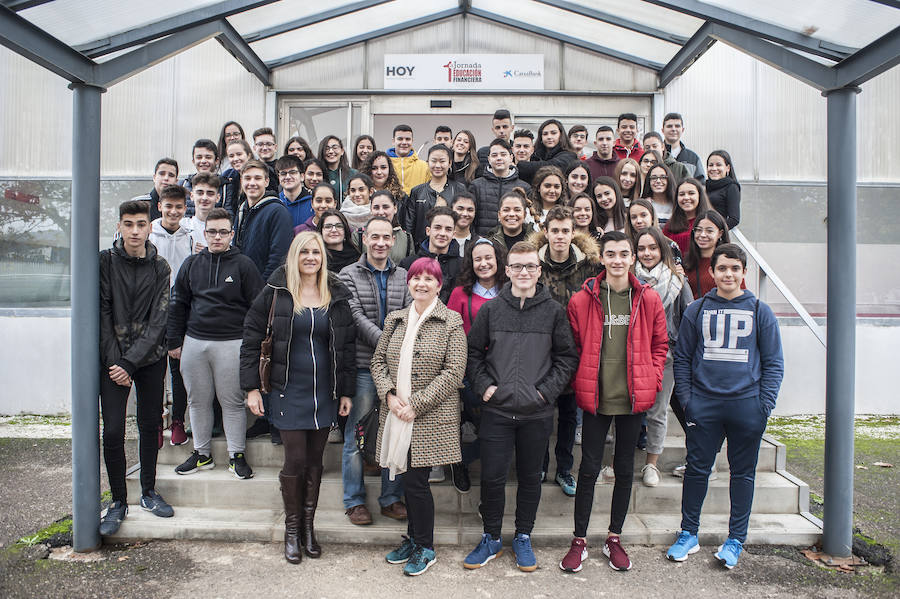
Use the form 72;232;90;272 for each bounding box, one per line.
258;290;277;393
354;403;381;466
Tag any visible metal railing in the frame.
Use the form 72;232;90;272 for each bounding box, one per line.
730;227;827;348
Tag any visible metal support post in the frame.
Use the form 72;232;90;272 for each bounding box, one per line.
822;85;859;558
70;82;104;552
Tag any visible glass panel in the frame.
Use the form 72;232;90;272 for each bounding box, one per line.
286;104;350;151
566;0;705;39
227;0;369;36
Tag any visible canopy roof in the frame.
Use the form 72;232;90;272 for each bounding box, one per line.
2;0;898;90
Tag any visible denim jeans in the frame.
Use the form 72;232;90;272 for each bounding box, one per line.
341;369;403;509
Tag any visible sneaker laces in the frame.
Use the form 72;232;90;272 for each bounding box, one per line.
408;544;424;566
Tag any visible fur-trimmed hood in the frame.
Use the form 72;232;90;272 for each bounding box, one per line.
527;229;602;267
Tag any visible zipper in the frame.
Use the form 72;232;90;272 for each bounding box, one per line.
627;287;646;413
592;288;603;414
329;316;338;402
270;284;294;389
310;309;319;429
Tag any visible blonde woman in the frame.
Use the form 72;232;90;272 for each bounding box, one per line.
241;232;356;564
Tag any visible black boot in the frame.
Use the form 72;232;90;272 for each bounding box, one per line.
279;472;302;564
301;465;323;558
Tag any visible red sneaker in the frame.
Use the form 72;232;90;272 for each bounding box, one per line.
170;420;188;446
603;536;632;571
559;537;588;572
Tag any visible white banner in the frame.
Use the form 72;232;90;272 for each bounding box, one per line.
383;54;544;90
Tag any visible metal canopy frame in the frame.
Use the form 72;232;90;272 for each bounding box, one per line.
1;0;898;559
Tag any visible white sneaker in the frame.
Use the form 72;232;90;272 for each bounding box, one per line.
574;425;582;446
709;463;719;481
673;463;686;478
641;464;660;487
428;465;445;483
601;465;616;483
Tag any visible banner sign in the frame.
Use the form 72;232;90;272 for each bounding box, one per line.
383;54;544;90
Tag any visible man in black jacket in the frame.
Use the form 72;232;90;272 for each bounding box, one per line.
663;112;706;184
131;157;178;222
400;206;461;302
168;208;264;480
99;200;175;536
475;109;514;178
463;241;579;573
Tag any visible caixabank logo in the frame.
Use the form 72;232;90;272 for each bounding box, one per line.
503;68;542;79
442;59;483;83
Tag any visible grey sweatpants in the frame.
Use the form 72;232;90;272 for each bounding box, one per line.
180;336;246;457
645;353;675;456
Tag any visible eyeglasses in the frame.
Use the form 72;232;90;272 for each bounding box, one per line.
205;229;232;237
694;227;718;236
322;223;344;231
649;175;667;181
255;142;275;148
508;263;539;273
325;145;341;152
641;159;658;165
278;169;300;178
224;132;242;140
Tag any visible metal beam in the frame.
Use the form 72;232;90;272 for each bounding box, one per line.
74;0;278;57
242;0;392;43
710;23;837;92
835;26;900;88
266;7;462;68
868;0;900;8
533;0;688;45
0;5;95;83
215;18;271;85
1;0;55;10
643;0;856;60
468;8;665;71
659;21;715;87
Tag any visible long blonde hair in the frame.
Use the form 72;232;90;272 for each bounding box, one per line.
285;232;331;313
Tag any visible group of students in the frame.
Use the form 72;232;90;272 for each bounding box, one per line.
97;109;782;577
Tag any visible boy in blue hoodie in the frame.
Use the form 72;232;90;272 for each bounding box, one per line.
666;243;784;569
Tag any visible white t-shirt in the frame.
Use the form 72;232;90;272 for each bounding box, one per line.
189;216;207;248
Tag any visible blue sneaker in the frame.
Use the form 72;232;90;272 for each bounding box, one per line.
513;533;537;572
140;490;174;518
403;546;436;576
714;538;743;569
555;472;577;497
99;501;127;536
386;535;416;564
463;533;503;569
666;531;700;562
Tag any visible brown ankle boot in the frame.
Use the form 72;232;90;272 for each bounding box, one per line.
279;472;302;563
301;466;323;558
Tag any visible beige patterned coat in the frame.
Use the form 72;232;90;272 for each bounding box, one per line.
371;301;466;468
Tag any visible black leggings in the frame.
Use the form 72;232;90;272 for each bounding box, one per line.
100;357;167;502
574;411;643;537
168;356;187;422
402;465;434;550
280;428;330;476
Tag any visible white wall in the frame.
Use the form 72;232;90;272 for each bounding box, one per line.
1;314;895;416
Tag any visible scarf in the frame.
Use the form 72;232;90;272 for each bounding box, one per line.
380;298;438;479
635;261;682;310
340;198;371;232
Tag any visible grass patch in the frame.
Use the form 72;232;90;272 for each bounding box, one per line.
16;517;72;547
2;414;71;427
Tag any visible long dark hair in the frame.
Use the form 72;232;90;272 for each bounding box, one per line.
707;149;740;186
667;177;713;234
566;192;601;233
451;130;480;183
351;134;376;170
625;198;659;246
217;121;244;164
684;209;730;271
317;208;354;245
615;157;641;203
641;160;676;205
361;150;404;201
318;135;351;174
592;176;627;231
455;239;508;296
564;161;592;199
635;226;681;281
529;165;567;221
534;118;572;157
283;135;314;161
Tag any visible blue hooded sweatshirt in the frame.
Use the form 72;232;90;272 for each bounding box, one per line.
673;289;784;415
280;190;313;228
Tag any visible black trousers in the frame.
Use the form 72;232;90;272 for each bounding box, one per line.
479;410;553;538
100;357;167;502
280;428;330;476
402;465;434;549
168;355;187;422
542;392;577;476
574;411;643;537
669;390;687;433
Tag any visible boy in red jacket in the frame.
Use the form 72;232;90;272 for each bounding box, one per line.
560;230;668;573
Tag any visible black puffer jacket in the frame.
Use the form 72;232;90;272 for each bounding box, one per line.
100;239;171;374
401;179;467;246
466;282;579;420
240;267;357;399
516;145;578;185
469;166;531;235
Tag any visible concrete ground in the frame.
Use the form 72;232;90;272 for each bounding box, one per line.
0;418;898;598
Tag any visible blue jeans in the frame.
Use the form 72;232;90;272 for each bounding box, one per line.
341;369;403;509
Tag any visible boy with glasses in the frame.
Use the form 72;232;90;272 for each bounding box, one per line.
464;241;579;572
252;127;280;193
275;155;310;228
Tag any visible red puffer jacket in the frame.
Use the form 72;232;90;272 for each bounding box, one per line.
566;271;668;415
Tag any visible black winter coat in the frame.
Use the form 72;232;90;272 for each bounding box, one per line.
100;239;171;374
401;179;467;246
400;241;462;303
240;267;357;401
468;167;531;235
516;145;578;185
705;177;741;229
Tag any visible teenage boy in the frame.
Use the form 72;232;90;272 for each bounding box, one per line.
464;241;579;572
402;145;466;245
132;157;178;222
338;216;412;525
568;125;589;160
98;200;174;536
559;230;668;573
662;112;706;183
450;192;480;256
613;113;643;161
532;206;602;497
643;132;688;182
470;138;531;235
168;207;264;480
188;172;220;253
180;139;220;217
149;185;193;446
512;129;534;164
666;243;784;569
585;126;619;180
275;155;310;228
252;127;280;193
476;109;514;176
299;158;326;199
234;159;294;280
388;124;430;195
433;125;453;147
400;206;461;302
